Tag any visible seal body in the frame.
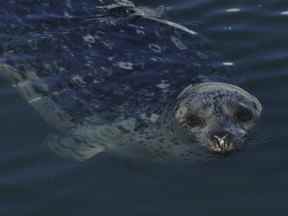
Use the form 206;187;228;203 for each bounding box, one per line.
0;0;261;162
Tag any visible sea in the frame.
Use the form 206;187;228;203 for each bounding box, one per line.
1;0;288;215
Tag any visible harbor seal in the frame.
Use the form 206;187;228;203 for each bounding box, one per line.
0;0;262;162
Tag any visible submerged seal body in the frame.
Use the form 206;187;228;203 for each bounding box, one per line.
0;0;262;162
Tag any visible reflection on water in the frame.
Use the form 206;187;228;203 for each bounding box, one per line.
1;0;288;215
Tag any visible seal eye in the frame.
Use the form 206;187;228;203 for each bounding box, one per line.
235;106;253;122
186;115;205;128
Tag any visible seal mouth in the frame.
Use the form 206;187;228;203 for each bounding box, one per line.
208;135;236;155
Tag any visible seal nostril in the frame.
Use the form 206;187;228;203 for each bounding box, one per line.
208;130;236;154
210;130;231;142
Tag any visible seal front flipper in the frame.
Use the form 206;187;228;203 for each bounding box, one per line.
45;131;105;161
46;118;137;161
0;63;105;160
0;63;75;131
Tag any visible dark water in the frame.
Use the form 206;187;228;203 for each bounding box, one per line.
1;1;288;215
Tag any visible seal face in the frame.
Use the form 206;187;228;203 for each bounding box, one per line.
175;82;262;156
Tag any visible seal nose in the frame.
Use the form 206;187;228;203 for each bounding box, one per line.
210;130;232;142
208;130;234;155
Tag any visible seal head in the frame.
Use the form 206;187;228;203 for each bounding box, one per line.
175;82;262;156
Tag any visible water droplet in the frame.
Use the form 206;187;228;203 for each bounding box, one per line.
83;34;95;44
117;62;134;70
136;29;145;35
280;11;288;15
225;26;232;31
171;36;187;50
156;80;170;89
64;11;72;17
226;8;241;13
222;62;234;66
71;75;86;85
149;43;162;53
150;114;159;123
